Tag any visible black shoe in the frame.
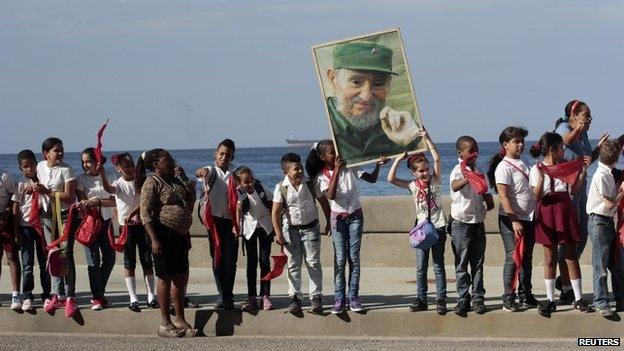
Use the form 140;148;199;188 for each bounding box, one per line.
288;296;302;314
128;301;141;312
148;300;160;309
573;299;592;312
473;300;486;314
521;294;539;309
409;298;428;312
184;297;200;308
538;300;557;317
223;300;235;310
558;290;574;305
615;300;624;312
310;295;323;313
435;299;447;315
453;300;469;316
502;299;519;312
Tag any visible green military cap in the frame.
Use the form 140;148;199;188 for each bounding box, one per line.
332;42;397;75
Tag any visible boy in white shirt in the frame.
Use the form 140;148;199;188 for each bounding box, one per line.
271;153;331;314
586;139;624;317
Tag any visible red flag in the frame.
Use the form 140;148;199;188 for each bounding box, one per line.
614;198;624;262
537;158;585;185
94;119;109;165
227;176;239;235
460;153;488;195
200;181;222;268
261;246;287;281
511;234;525;292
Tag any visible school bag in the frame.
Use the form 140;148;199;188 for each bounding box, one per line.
74;205;104;246
238;179;273;239
409;182;439;250
46;193;70;277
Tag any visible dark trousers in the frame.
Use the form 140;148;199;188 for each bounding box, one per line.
208;217;239;302
451;221;486;303
499;215;535;300
243;227;272;297
84;219;116;299
20;226;51;300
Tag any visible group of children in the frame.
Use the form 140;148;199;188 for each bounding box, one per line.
0;99;624;338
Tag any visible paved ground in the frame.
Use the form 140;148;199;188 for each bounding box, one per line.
0;333;598;351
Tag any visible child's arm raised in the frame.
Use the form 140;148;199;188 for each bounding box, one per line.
386;153;411;189
420;128;441;182
360;156;389;183
571;156;591;196
97;164;116;194
324;157;344;200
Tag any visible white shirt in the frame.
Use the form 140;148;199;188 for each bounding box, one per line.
12;179;42;227
36;161;76;211
529;164;569;195
409;179;447;228
449;162;487;224
77;173;113;220
0;171;17;213
316;167;363;214
199;163;235;219
272;176;321;226
586;162;618;217
111;177;140;226
238;183;273;239
494;157;535;221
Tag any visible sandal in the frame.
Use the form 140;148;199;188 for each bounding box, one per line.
172;318;198;338
157;324;184;338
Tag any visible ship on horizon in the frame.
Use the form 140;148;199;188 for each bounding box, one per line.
286;136;320;147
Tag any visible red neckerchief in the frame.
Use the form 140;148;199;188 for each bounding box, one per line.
94;119;109;165
26;189;44;239
227;176;239;235
536;158;585;185
503;159;529;180
415;179;438;210
460;153;488;195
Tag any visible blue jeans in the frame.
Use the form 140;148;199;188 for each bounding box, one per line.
499;215;535;301
416;227;447;300
588;214;624;308
83;219;116;299
19;226;51;300
331;211;363;301
451;220;486;303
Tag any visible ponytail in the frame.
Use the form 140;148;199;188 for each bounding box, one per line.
530;132;563;159
486;154;504;193
134;149;164;191
305;139;333;180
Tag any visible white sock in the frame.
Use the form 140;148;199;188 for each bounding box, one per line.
12;291;19;298
145;274;156;302
571;279;582;301
562;284;572;292
125;277;138;303
545;279;555;302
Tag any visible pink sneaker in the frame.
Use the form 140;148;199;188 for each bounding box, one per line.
65;297;78;317
90;298;104;311
262;295;273;311
44;296;65;314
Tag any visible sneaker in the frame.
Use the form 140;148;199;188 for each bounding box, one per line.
91;298;104;311
453;300;469;316
473;300;486;314
571;299;590;312
435;299;447;315
538;300;557;316
10;296;22;311
242;296;258;312
65;297;78;318
185;297;199;308
262;295;273;311
596;306;616;318
128;301;141;312
287;296;302;313
44;296;63;314
558;290;574;305
521;294;539;309
409;298;428;312
331;299;346;314
349;297;364;312
21;298;33;312
502;299;519;312
148;300;160;309
310;295;323;313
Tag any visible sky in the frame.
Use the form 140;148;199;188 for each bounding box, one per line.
1;0;623;153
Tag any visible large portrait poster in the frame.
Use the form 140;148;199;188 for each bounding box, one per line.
312;28;427;167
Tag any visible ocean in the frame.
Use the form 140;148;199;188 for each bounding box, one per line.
0;142;611;196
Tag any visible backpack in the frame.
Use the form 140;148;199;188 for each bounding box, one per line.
278;179;317;224
74;206;104;246
409;183;439;250
239;179;272;215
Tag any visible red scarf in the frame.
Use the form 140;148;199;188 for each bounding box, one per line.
615;198;624;262
94;119;109;165
511;234;525;292
460;153;488;195
261;246;287;281
107;223;129;253
227;176;239;235
27;190;44;239
201;194;222;268
536;158;585;185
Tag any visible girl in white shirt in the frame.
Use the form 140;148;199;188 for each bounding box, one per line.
76;147;116;311
487;126;536;312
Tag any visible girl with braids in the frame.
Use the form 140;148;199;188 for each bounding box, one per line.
306;139;387;314
528;132;592;316
553;99;612;303
487;126;537;312
137;149;196;338
387;127;448;315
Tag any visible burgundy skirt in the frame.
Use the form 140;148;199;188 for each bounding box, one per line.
535;191;580;246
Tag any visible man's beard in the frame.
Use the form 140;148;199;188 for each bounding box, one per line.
336;96;384;132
